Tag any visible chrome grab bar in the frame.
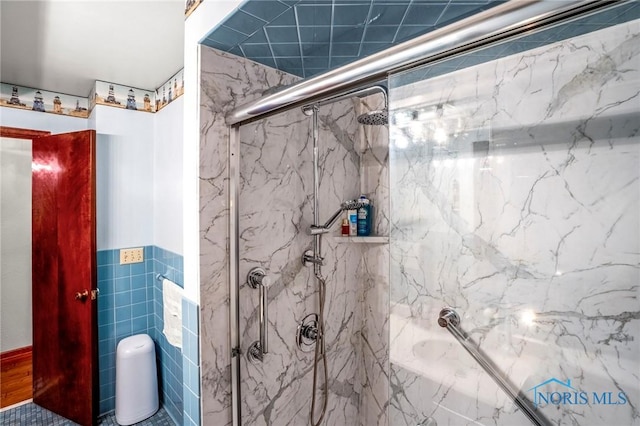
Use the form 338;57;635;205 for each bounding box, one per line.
438;308;551;426
246;268;273;363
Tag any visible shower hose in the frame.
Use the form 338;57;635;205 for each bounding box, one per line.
310;271;329;425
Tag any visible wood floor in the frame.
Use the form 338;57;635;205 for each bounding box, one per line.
0;346;32;408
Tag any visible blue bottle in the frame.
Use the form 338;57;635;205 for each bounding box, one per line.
357;195;372;236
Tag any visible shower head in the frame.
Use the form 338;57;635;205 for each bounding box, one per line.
357;85;388;126
310;199;365;235
357;110;388;126
341;199;365;210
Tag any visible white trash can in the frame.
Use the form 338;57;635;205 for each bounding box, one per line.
115;334;159;425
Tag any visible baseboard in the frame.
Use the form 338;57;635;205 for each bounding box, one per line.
1;345;33;408
1;346;32;364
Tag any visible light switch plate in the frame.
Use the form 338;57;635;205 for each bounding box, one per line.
120;247;144;264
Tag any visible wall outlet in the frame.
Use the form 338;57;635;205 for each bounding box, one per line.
120;247;144;264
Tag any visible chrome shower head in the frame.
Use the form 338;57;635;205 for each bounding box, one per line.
341;199;365;210
357;110;388;126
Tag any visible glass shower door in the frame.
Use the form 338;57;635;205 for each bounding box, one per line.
388;5;639;426
234;96;364;425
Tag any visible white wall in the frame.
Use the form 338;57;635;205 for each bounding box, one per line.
0;107;88;133
183;0;242;302
0;137;33;352
1;102;184;252
1;106;158;252
93;105;155;250
0;101;185;350
154;97;184;255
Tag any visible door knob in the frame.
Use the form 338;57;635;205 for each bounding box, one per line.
75;290;89;301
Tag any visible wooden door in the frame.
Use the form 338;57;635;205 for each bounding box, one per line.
31;130;98;426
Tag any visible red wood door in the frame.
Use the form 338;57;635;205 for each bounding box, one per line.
31;130;98;426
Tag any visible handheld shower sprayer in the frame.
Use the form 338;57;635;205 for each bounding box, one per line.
309;199;364;235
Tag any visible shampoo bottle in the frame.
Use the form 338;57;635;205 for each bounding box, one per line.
348;209;358;236
357;195;372;236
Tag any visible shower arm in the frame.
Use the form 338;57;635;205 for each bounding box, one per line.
301;85;387;116
309;200;364;235
312;208;344;233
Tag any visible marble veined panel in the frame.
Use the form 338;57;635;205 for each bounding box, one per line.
388;20;640;426
238;97;363;424
359;92;392;426
199;47;300;426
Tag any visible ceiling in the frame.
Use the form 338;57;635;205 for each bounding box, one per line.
0;0;185;97
202;0;504;78
2;0;637;100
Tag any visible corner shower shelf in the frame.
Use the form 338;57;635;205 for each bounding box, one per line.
333;236;389;244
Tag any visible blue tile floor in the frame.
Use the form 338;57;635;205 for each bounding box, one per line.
0;402;175;425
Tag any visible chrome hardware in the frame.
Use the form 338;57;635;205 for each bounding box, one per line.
437;307;550;426
91;289;99;300
309;225;330;235
228;2;605;126
75;290;89;301
246;341;263;364
247;267;272;360
308;199;366;237
247;267;272;289
296;313;319;352
302;249;324;266
437;307;460;328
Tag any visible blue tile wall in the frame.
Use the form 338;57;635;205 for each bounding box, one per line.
97;247;152;415
151;246;185;426
97;245;189;425
202;0;503;78
182;299;200;426
202;0;639;80
392;1;640;88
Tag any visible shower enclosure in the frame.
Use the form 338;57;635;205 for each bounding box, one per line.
199;2;639;425
388;4;639;425
229;85;389;425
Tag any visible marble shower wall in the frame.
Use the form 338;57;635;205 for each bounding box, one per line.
199;47;299;425
358;93;391;426
388;20;639;426
238;98;363;425
200;45;391;425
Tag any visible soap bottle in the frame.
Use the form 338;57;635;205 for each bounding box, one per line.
341;218;349;236
348;209;358;236
357;195;372;236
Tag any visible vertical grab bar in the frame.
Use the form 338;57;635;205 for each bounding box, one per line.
247;268;273;363
438;307;551;426
259;283;268;353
